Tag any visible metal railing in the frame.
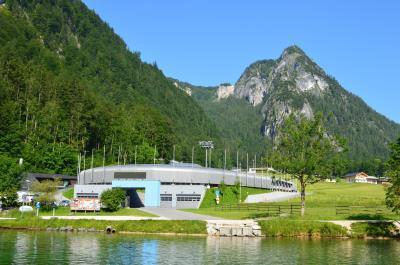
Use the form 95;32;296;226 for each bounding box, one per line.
215;204;301;216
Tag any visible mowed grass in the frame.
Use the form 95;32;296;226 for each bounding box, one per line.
186;182;400;220
4;207;157;218
200;186;270;208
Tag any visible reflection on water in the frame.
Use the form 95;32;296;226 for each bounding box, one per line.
1;230;400;264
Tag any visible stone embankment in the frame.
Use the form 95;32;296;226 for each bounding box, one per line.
206;220;262;237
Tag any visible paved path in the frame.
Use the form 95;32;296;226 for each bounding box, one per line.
41;216;167;221
140;207;223;220
245;191;300;203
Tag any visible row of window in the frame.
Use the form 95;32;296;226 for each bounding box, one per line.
160;194;201;202
161;196;172;201
76;193;99;198
177;196;201;202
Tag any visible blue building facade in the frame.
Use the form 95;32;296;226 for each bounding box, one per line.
112;179;160;207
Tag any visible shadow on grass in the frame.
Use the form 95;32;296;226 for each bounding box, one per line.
346;214;387;220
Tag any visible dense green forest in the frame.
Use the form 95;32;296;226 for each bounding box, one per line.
0;0;227;183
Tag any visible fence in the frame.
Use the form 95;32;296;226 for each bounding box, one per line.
335;205;386;216
215;204;301;216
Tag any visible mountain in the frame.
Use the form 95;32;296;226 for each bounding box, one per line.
181;46;400;173
0;0;220;174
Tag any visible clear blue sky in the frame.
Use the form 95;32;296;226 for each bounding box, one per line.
83;0;400;123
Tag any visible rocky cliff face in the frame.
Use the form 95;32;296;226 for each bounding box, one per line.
232;46;335;138
216;84;234;100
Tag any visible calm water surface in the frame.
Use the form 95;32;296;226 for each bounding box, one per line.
0;230;400;264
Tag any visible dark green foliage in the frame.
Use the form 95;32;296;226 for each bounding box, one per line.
385;137;400;213
0;0;219;177
0;188;18;208
100;188;126;212
0;153;23;191
351;222;396;238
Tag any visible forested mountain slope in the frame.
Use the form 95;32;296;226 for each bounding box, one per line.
0;0;219;175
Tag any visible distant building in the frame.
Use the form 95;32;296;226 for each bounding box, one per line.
22;172;77;190
344;172;378;184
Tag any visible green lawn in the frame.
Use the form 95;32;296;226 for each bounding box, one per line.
200;186;270;208
62;188;74;199
5;207;157;217
186;182;400;220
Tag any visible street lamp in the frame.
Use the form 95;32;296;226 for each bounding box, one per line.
199;141;214;168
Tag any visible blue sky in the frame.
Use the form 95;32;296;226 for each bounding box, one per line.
83;0;400;123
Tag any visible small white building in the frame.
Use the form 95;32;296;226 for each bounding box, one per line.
344;172;378;184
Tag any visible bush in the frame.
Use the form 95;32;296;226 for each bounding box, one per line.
0;188;18;208
100;188;126;212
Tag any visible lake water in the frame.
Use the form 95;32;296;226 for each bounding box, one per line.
0;230;400;264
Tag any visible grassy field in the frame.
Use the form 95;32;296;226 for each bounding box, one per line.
186;182;400;220
3;207;157;218
62;188;74;199
0;217;206;234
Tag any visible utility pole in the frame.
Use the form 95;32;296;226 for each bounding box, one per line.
209;148;212;168
153;145;157;166
237;151;241;203
83;151;86;184
191;146;194;167
102;145;106;183
173;145;175;162
77;153;81;184
134;145;137;165
117;145;120;165
254;154;257;186
205;149;208;168
246;153;249;186
91;149;94;183
223;149;226;181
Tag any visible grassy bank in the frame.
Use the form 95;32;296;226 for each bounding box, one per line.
0;217;207;234
200;186;269;208
3;207;156;218
259;220;348;237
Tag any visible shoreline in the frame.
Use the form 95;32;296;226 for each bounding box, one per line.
0;227;398;240
1;218;399;239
